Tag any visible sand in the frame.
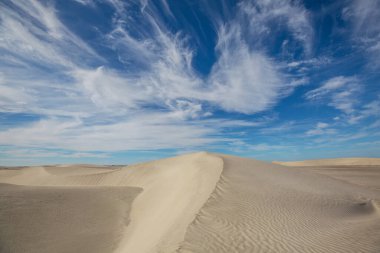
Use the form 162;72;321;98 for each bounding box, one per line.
275;158;380;191
0;152;222;253
274;157;380;167
1;153;379;253
0;183;141;253
179;155;380;252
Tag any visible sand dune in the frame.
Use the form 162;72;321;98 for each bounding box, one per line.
274;157;380;166
275;158;380;191
179;155;380;252
0;152;222;253
1;153;380;252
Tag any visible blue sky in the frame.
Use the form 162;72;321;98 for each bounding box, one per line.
0;0;379;165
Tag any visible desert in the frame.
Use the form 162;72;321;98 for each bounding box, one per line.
1;152;379;253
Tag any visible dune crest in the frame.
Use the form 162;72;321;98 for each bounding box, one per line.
114;152;223;253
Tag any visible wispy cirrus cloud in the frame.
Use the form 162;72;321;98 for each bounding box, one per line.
238;0;313;55
305;76;379;126
1;148;108;159
0;0;105;118
342;0;380;67
0;114;216;151
0;0;312;121
306;122;336;136
305;76;360;114
0;0;101;68
348;99;380;124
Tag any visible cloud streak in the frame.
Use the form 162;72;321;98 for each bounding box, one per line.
0;113;230;151
305;76;360;114
343;0;380;67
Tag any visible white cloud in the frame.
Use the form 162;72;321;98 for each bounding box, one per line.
72;0;94;6
0;85;32;112
166;100;206;120
305;76;355;99
2;148;108;159
0;73;33;112
347;99;380;124
305;76;360;114
0;113;221;151
0;109;272;152
313;132;371;145
249;143;291;151
240;0;313;54
209;35;283;113
306;122;336;136
0;0;101;68
198;0;309;112
287;57;331;68
72;67;148;111
0;0;107;118
366;120;380;129
304;76;380;126
316;122;328;129
343;0;380;67
259;121;295;134
361;100;380;117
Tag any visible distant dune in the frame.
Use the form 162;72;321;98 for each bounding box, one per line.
1;153;380;253
274;157;380;192
274;157;380;166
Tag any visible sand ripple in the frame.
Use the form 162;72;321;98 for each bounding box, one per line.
178;155;380;253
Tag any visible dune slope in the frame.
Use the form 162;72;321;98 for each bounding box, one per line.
178;154;380;253
0;183;141;253
0;152;223;253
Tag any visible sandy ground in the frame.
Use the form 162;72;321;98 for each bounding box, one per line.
274;157;380;167
0;183;141;253
1;153;379;253
275;158;380;195
179;155;380;252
